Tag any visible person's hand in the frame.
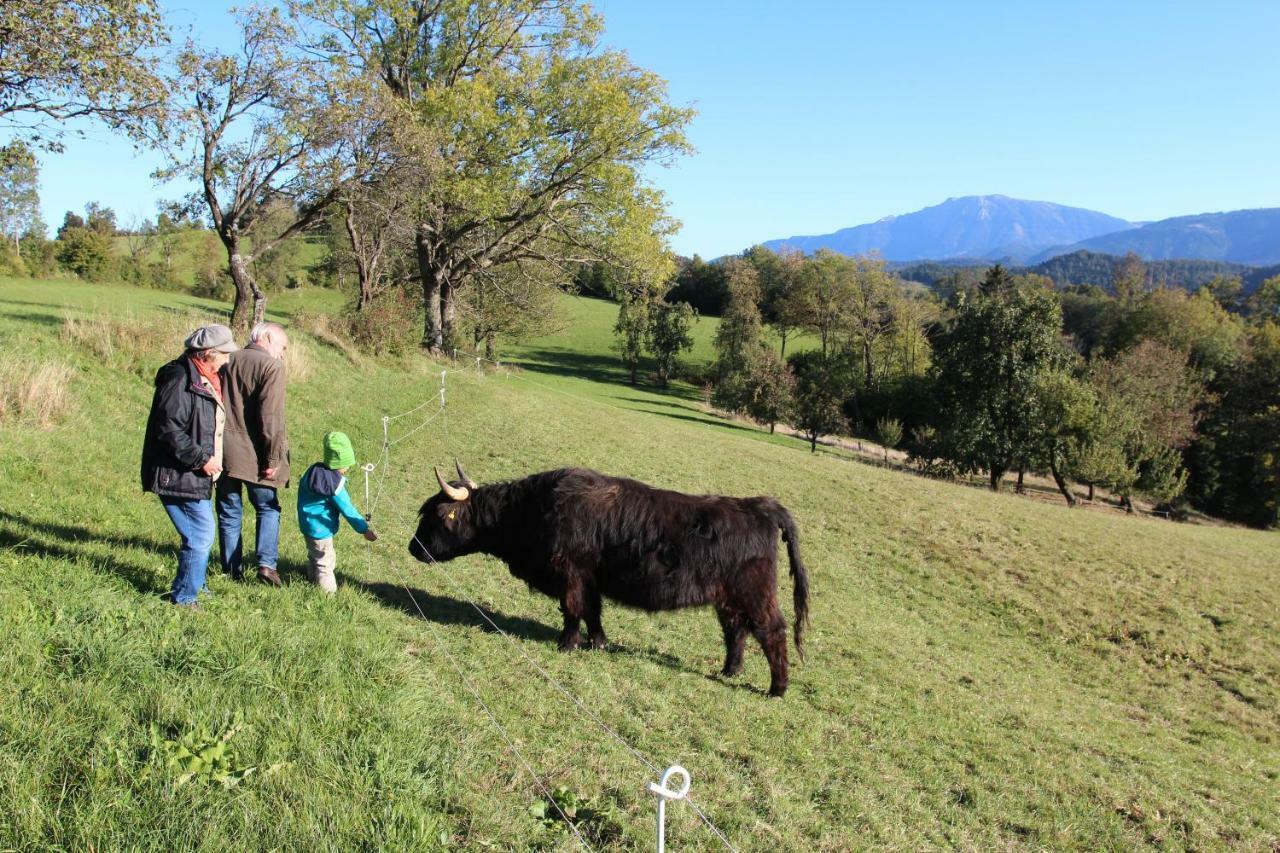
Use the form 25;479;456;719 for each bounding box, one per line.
363;528;378;542
201;458;222;477
263;467;277;480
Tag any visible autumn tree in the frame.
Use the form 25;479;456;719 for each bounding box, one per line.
1090;340;1203;509
0;0;168;149
298;0;693;354
149;8;356;330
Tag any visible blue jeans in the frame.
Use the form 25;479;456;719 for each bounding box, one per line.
216;477;281;577
160;497;216;605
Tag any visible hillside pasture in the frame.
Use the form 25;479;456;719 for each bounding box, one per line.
0;278;1277;850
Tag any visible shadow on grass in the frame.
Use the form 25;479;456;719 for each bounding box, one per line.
357;580;561;643
0;306;68;329
357;578;757;687
0;523;167;597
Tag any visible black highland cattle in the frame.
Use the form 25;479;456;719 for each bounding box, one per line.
409;463;810;697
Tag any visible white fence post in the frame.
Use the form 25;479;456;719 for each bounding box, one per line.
648;765;690;853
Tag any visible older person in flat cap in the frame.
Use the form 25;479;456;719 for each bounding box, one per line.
140;323;236;609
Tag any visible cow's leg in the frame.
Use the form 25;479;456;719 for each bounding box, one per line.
716;605;748;676
749;600;790;697
583;586;608;650
557;575;585;651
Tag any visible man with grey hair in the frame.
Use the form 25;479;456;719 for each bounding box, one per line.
217;321;291;585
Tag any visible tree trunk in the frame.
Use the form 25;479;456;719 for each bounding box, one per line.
810;433;817;453
484;333;495;361
225;238;265;333
1088;482;1095;502
441;278;457;351
989;468;1004;491
769;422;776;434
345;201;375;312
1016;468;1026;494
414;226;444;353
1122;494;1134;514
1049;454;1076;506
864;340;874;388
779;330;787;359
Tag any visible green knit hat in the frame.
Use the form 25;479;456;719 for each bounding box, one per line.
323;431;357;469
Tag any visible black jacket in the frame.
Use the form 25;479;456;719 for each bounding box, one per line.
140;356;221;500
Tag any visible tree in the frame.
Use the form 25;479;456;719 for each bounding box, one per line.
1090;340;1203;509
149;8;355;330
846;256;898;388
791;249;855;358
875;417;902;465
300;0;694;354
646;301;697;388
1028;369;1098;505
931;269;1066;490
614;294;650;385
789;350;851;453
712;258;765;380
1111;251;1147;303
84;201;116;236
1188;321;1280;527
746;245;804;357
460;262;562;359
742;350;795;434
1248;275;1280;322
0;0;168;149
55;225;115;280
0;142;39;256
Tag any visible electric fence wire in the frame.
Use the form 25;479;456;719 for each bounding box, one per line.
365;370;740;852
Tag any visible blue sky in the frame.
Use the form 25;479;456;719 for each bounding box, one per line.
24;1;1280;258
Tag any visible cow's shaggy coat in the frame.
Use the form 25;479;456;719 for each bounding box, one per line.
410;467;810;696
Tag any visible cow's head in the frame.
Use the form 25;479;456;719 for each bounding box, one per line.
409;460;481;563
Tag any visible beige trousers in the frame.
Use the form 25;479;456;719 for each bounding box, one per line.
304;536;338;593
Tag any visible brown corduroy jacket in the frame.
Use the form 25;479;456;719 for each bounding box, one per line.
221;343;290;487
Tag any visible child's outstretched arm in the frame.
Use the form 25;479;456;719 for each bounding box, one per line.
332;482;371;535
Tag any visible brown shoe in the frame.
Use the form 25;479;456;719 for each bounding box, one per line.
257;567;282;587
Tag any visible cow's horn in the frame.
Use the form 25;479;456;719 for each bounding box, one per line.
435;467;470;501
455;459;478;490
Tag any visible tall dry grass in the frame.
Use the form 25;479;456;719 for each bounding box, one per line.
0;357;75;428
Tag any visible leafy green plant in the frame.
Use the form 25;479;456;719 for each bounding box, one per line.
142;714;284;788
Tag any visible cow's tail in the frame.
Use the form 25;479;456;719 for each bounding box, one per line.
770;502;810;662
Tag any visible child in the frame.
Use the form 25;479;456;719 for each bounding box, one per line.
297;431;377;593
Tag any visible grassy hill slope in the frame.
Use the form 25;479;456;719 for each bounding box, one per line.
1;278;1277;850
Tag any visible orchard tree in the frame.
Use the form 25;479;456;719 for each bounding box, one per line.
1028;369;1098;505
614;294;650;385
1090;339;1203;510
790;249;855;357
0;0;168;148
150;8;358;330
846;255;899;387
932;270;1066;490
789;350;851;453
299;0;693;354
646;301;697;388
712;257;765;381
460;261;561;359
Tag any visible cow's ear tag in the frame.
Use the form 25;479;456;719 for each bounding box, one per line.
447;510;456;520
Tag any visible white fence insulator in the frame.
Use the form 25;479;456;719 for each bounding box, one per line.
648;765;691;853
360;462;377;520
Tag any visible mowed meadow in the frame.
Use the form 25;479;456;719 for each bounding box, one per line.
1;278;1277;851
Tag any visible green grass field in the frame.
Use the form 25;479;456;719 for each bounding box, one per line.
1;277;1277;850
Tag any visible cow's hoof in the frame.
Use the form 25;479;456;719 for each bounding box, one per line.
767;685;787;698
721;663;743;677
557;634;581;652
586;633;608;650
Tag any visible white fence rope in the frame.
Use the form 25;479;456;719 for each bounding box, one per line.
359;369;740;852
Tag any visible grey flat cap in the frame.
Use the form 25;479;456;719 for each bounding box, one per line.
184;324;238;354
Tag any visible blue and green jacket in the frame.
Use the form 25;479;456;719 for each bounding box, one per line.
296;463;370;540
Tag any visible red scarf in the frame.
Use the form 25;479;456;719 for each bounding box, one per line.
192;355;223;401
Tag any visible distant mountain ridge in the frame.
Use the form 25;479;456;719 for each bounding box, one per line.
761;195;1132;263
758;198;1280;267
1030;208;1280;265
